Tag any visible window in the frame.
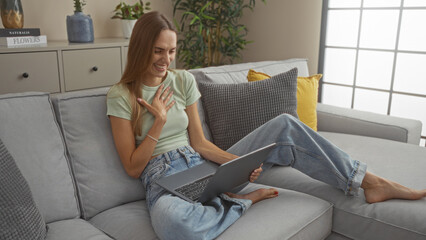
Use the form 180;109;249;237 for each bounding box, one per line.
319;0;426;146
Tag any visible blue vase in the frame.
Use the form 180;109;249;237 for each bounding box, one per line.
66;11;94;43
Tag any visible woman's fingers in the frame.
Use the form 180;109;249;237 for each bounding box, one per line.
154;84;165;99
164;90;173;103
159;86;171;101
137;98;148;107
165;100;176;111
249;164;263;182
138;85;175;117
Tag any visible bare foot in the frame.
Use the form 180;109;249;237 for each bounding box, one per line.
225;188;279;204
362;172;426;203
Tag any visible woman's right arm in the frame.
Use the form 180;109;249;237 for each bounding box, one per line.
109;84;174;179
109;116;165;179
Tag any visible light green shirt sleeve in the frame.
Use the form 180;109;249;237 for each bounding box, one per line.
106;84;132;120
184;71;201;106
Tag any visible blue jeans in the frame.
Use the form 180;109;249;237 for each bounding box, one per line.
141;146;252;240
228;114;366;196
141;114;367;240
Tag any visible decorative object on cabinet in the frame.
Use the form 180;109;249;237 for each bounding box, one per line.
0;28;40;37
0;34;47;47
111;0;151;38
66;0;94;43
0;0;24;29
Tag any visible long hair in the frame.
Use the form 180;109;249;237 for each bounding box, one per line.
119;11;176;136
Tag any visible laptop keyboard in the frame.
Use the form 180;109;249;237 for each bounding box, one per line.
175;175;213;201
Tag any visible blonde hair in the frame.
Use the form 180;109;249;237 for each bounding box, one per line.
119;11;176;136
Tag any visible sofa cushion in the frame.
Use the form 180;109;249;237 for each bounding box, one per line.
51;88;145;219
198;68;298;150
46;219;113;240
296;74;321;131
258;132;426;240
190;58;311;143
190;58;310;85
247;69;322;131
0;92;79;223
89;200;157;240
217;183;332;240
89;185;332;240
0;138;47;240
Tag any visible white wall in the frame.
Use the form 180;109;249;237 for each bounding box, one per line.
241;0;323;74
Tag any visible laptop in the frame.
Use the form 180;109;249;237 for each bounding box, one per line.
156;143;276;203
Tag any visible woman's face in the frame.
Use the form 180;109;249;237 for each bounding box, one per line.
145;29;177;83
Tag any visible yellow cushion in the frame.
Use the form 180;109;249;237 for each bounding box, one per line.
247;69;321;131
247;69;271;81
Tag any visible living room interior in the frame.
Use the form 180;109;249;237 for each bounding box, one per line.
6;0;423;146
1;0;426;240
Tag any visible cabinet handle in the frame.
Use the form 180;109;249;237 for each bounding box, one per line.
22;72;29;78
92;66;98;72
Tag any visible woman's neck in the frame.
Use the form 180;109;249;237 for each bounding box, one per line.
142;72;168;87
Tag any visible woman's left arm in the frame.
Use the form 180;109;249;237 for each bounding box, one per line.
185;102;262;182
185;101;237;164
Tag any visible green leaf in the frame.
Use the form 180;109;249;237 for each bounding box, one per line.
172;0;266;68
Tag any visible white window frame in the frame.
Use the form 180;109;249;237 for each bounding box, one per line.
318;0;426;146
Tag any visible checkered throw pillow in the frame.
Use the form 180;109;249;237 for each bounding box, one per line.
0;138;47;240
198;68;298;150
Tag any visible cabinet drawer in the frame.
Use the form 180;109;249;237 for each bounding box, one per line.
62;47;122;91
0;52;60;94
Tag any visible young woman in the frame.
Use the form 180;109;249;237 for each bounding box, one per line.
107;11;426;240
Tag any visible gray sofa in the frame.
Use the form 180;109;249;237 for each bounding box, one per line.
0;59;425;240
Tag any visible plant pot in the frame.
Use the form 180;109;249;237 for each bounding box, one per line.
0;0;24;29
121;19;137;39
66;11;94;43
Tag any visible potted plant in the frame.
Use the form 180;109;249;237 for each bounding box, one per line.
112;0;151;38
66;0;94;42
172;0;266;69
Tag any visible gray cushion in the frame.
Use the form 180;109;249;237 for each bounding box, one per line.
89;201;157;240
51;88;145;219
46;219;113;240
0;138;47;240
190;58;310;143
258;132;426;240
217;183;332;240
89;184;332;240
0;92;79;223
198;68;298;150
189;58;310;85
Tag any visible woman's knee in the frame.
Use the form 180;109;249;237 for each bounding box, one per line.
268;113;298;129
278;113;298;122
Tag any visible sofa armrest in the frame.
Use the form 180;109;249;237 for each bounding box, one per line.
316;103;422;145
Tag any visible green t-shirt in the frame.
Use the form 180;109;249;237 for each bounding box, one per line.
106;69;201;156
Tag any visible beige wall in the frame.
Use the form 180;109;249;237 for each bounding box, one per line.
2;0;322;73
241;0;323;74
1;0;173;40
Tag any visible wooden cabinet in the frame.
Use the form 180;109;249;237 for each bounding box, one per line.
63;47;122;91
0;38;129;94
0;51;60;93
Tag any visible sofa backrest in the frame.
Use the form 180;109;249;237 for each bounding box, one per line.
0;92;80;223
189;58;310;141
189;58;310;84
51;88;145;219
